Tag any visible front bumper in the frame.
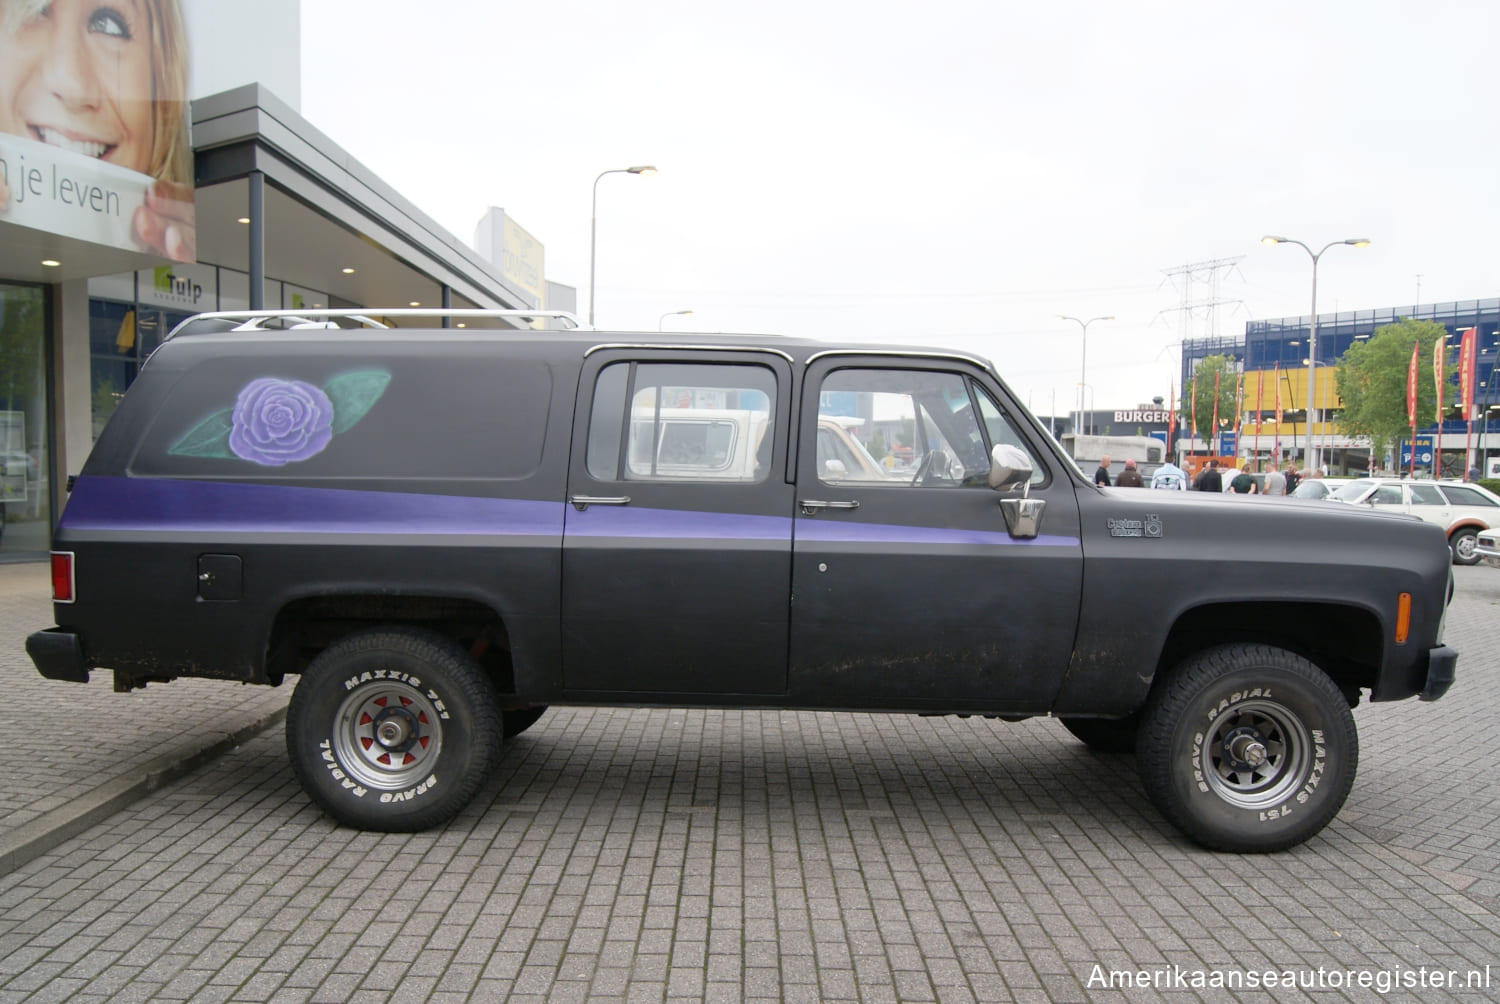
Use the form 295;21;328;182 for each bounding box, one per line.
1474;534;1500;567
1421;645;1457;701
26;628;90;684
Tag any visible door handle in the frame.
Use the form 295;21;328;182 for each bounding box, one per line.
569;495;631;511
799;499;860;514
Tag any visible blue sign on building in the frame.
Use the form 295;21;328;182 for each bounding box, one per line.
1399;436;1435;467
1218;431;1238;456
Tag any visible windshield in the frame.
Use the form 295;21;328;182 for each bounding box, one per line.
1331;479;1376;502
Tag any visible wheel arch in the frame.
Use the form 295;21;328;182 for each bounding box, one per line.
1151;600;1384;709
265;590;517;697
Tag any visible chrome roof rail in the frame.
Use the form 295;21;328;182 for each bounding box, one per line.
165;308;584;340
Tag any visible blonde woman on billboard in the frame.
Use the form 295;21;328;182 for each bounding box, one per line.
0;0;195;262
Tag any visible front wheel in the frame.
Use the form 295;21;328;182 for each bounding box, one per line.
1450;527;1480;565
287;627;502;831
1137;643;1357;853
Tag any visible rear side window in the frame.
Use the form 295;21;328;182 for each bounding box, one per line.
129;353;553;480
1438;485;1498;507
586;362;776;482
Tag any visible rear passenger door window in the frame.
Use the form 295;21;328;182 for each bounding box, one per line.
586;362;775;483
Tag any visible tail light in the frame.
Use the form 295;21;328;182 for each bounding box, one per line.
50;551;75;603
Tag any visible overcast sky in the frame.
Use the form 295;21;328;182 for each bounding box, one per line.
299;0;1498;417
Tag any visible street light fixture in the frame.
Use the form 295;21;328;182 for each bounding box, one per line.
658;309;693;330
1057;314;1115;436
589;165;657;326
1261;235;1370;472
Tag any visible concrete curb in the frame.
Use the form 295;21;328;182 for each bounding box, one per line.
0;705;288;878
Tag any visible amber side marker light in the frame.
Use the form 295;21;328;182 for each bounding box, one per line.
50;552;75;603
1394;592;1411;644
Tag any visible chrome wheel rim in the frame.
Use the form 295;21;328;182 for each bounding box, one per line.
1455;533;1478;561
334;680;443;790
1200;699;1309;809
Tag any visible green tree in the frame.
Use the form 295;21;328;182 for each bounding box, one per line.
1179;354;1239;445
1335;318;1448;463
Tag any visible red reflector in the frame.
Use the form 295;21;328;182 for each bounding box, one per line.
50;552;75;603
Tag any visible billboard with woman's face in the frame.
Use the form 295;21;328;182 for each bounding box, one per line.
0;0;194;262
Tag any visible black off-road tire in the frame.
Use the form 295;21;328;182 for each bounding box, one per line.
1137;643;1357;853
286;627;502;831
1449;527;1480;566
1059;714;1140;753
502;706;548;739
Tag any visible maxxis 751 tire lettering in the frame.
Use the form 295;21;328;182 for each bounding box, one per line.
1136;643;1358;853
286;627;502;832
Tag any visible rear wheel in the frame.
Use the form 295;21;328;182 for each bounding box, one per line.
1450;527;1480;565
1137;643;1357;853
287;627;502;831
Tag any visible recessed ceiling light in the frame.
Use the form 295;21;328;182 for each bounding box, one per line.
41;259;61;267
409;301;421;307
342;267;355;274
237;217;250;225
456;323;467;328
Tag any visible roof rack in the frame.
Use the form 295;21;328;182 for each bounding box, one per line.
165;308;584;340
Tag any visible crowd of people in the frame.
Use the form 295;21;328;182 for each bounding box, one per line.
1094;454;1307;495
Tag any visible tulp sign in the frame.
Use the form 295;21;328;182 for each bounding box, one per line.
0;0;195;262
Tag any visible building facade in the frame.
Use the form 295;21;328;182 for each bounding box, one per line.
1181;299;1500;475
0;3;559;560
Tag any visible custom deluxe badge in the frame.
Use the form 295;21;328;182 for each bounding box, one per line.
1108;514;1163;538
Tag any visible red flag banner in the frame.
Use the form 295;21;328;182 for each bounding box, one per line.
1434;335;1446;425
1191;373;1198;446
1274;362;1282;424
1233;373;1244;438
1211;370;1221;447
1407;340;1421;427
1460;327;1478;420
1256;369;1265;431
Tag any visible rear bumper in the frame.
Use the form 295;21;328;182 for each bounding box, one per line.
26;628;90;684
1421;645;1457;701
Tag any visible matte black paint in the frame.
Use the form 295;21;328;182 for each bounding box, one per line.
32;325;1455;718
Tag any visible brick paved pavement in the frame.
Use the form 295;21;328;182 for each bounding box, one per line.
0;563;1497;1001
0;562;290;875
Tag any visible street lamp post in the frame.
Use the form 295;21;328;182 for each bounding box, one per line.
1261;235;1369;473
589;165;657;326
1058;315;1114;437
658;309;693;330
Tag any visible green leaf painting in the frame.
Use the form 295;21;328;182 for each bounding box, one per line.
168;369;391;460
325;370;392;434
168;409;234;458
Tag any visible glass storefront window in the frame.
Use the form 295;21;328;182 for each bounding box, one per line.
90;300;186;437
0;283;50;557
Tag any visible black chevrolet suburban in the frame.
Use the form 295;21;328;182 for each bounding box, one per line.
27;310;1457;852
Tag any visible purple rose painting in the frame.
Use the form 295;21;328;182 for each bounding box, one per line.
228;378;335;466
168;369;390;464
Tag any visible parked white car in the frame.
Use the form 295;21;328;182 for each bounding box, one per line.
1475;527;1500;567
1330;478;1500;565
1289;476;1354;501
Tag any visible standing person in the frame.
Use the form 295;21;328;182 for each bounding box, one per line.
1262;463;1287;497
0;0;195;261
1093;455;1112;487
1192;459;1223;492
1115;458;1144;487
1285;466;1301;493
1229;468;1259;494
1150;458;1189;490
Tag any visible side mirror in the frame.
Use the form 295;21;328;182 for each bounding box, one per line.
987;444;1033;492
823;459;848;479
